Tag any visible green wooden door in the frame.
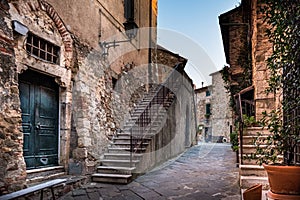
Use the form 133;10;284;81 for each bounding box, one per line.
19;70;59;169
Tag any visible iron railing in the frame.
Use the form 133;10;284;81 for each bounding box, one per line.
128;64;183;167
234;86;255;165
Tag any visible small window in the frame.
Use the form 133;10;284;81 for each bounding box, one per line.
26;33;60;64
206;90;211;96
206;104;211;115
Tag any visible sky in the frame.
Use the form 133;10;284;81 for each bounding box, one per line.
157;0;241;88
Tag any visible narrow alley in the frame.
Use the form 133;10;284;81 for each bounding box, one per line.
61;143;240;200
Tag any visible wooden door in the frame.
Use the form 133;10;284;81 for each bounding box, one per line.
19;70;59;169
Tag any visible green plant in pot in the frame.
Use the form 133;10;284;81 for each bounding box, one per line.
252;0;300;197
253;109;300;196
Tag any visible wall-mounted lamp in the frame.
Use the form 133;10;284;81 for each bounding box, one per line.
100;20;138;57
12;20;28;36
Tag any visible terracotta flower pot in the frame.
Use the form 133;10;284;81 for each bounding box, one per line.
263;164;300;195
243;184;262;200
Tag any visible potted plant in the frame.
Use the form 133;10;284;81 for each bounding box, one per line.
253;110;300;196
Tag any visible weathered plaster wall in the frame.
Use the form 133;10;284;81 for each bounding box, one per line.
137;70;197;173
0;0;26;194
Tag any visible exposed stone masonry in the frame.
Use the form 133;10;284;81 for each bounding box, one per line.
0;0;26;194
251;1;276;120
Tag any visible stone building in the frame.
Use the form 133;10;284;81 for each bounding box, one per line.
219;0;275;121
219;0;278;190
195;71;232;143
210;71;232;143
195;86;212;142
0;0;196;194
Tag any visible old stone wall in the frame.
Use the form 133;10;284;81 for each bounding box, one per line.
251;0;276;120
0;0;26;194
195;86;212;141
210;71;232;142
219;4;249;90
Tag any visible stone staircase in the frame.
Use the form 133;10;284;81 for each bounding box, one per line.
26;166;66;184
239;127;269;190
92;86;176;184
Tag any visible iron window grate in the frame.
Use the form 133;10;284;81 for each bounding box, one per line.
26;33;60;64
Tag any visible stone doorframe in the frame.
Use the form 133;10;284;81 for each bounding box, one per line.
9;0;74;171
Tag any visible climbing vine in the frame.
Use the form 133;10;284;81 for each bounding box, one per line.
260;0;300;165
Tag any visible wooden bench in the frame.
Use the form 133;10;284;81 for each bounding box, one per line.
0;178;67;200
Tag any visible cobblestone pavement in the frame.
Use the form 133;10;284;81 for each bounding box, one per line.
60;143;241;200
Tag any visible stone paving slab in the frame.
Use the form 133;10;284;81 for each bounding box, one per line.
60;143;241;200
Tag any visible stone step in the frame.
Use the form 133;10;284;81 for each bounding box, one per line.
129;114;167;120
242;144;268;154
111;142;149;148
26;166;66;185
113;137;152;142
124;123;161;129
240;175;269;190
241;154;261;165
96;166;136;174
124;120;163;126
92;173;132;184
112;140;151;146
100;159;139;167
115;132;154;139
241;154;284;165
130;113;166;119
108;147;146;153
242;135;269;145
243;127;270;136
240;165;267;177
104;153;143;160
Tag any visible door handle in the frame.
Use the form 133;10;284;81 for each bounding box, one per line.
36;122;41;129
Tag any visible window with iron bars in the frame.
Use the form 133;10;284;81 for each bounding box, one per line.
25;33;60;64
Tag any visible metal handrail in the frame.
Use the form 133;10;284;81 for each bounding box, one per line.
128;63;183;167
236;93;255;165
